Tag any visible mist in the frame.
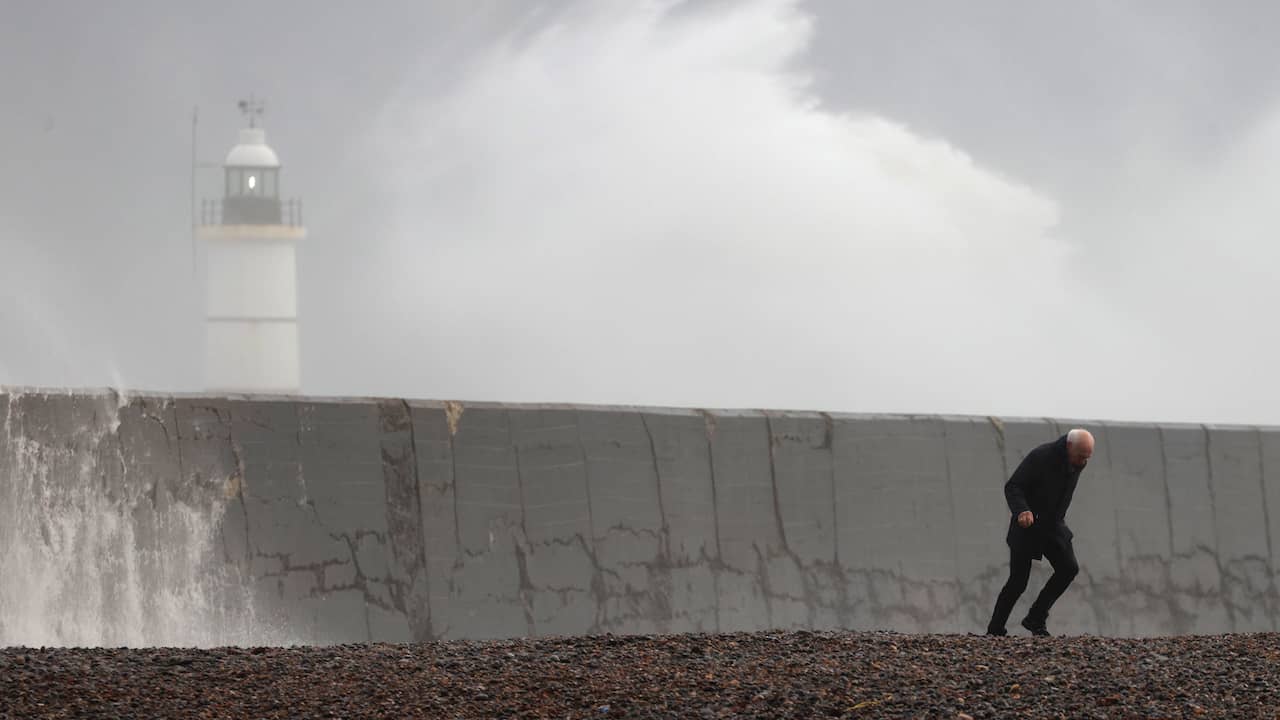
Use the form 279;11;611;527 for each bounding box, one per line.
2;0;1278;424
344;0;1157;420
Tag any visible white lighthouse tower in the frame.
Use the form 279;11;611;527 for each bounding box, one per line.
197;99;304;393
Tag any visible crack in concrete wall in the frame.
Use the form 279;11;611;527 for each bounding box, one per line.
5;390;1280;643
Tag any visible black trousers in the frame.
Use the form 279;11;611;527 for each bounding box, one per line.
988;537;1079;632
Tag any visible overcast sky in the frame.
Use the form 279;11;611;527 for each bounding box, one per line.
2;0;1278;424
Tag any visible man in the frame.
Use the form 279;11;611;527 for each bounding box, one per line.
986;427;1094;637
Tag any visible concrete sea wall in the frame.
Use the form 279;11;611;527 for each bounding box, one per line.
2;390;1278;645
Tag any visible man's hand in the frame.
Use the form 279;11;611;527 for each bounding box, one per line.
1017;511;1034;528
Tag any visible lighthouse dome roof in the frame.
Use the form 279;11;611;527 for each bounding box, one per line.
225;128;280;168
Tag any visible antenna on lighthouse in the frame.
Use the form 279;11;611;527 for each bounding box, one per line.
237;95;265;128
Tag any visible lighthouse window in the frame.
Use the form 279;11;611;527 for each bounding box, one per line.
247;174;258;191
228;168;246;196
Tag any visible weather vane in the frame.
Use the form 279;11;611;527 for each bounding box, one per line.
237;95;266;128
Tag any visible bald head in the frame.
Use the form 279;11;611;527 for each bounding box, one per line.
1066;428;1095;468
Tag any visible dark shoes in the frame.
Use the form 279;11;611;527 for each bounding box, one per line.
1020;617;1051;637
985;626;1008;636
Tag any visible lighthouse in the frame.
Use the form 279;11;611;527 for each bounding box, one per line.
197;100;304;394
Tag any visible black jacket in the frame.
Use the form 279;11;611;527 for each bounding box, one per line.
1004;434;1082;560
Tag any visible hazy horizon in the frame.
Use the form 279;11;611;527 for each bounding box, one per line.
3;0;1279;425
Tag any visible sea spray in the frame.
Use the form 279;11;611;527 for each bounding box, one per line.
0;390;277;647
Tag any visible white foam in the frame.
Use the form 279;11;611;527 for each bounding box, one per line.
0;394;288;647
